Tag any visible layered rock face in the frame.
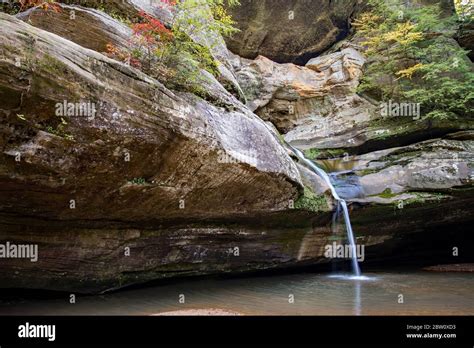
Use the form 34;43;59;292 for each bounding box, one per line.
231;0;470;156
0;12;335;292
232;42;377;153
355;137;473;198
234;42;473;156
225;0;365;64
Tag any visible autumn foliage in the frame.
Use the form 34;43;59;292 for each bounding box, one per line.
132;11;174;45
106;43;141;68
107;10;174;75
19;0;61;12
106;0;239;94
353;0;474;120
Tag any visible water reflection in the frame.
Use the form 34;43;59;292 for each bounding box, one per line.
327;274;376;315
355;280;361;316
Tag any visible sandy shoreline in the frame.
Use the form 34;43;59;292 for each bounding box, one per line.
153;308;243;316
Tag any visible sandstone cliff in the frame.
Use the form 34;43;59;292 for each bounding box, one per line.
0;0;472;293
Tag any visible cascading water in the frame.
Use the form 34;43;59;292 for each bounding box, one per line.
289;146;361;277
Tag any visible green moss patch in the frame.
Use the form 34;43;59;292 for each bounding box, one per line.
376;188;398;199
294;186;329;213
303;148;321;160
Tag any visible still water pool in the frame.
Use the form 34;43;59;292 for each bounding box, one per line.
1;271;473;315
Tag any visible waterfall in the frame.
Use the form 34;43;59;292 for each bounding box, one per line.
289;146;361;277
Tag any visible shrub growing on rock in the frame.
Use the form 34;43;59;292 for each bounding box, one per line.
106;0;239;96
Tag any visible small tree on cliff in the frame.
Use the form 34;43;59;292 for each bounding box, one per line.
354;0;474;120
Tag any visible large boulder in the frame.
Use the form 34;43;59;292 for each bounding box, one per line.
59;0;174;23
225;0;366;64
0;13;307;222
0;13;336;292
